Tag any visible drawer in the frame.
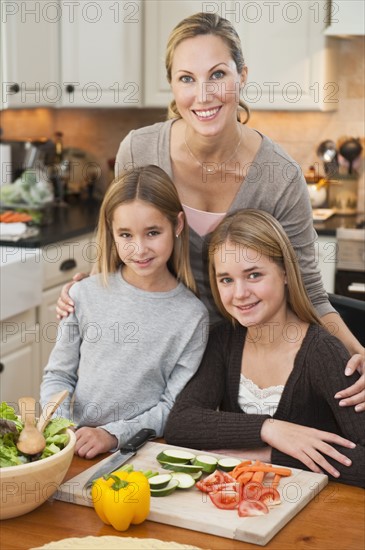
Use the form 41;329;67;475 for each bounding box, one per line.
0;308;38;356
42;234;95;289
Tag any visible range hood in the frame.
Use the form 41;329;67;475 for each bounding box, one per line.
325;1;365;37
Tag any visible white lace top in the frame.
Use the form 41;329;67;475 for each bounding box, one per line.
238;373;284;416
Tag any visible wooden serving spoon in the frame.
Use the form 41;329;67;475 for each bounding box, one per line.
17;396;46;455
36;389;69;434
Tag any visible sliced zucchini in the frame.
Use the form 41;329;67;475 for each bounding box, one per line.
148;474;172;489
193;454;218;473
170;472;196;489
189;470;203;480
161;461;203;474
150;478;179;497
217;457;242;472
156;449;196;464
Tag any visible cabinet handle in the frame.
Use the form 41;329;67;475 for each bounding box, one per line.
0;362;4;373
10;83;20;94
60;259;77;271
65;84;75;93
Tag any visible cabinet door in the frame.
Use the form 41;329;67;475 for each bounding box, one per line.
60;0;142;107
316;236;337;293
238;1;336;110
38;284;64;370
1;0;60;109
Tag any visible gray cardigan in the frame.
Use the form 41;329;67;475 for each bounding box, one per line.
116;120;335;324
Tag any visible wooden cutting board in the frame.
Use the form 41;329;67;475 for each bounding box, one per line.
55;442;328;546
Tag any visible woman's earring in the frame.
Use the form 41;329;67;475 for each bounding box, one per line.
175;233;179;238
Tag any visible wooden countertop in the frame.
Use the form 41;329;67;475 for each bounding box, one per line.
1;454;364;550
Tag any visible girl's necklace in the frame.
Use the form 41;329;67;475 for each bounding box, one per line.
184;126;242;173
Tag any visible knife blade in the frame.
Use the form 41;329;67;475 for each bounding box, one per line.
84;428;156;489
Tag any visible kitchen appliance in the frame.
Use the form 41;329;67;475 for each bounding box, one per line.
335;225;365;309
1;138;56;182
329;294;365;347
84;429;156;488
55;441;328;546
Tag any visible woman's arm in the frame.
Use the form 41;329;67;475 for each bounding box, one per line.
321;311;365;411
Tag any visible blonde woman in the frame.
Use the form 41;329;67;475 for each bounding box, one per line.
165;209;365;488
58;12;364;409
41;166;208;459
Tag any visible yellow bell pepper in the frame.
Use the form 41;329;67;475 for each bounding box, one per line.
91;470;150;531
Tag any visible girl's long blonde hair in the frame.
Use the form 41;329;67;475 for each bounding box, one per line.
208;209;323;325
95;165;197;294
165;12;250;123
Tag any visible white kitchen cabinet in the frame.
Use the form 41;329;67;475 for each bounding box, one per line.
60;0;142;107
315;235;337;293
143;0;337;111
38;233;95;371
325;0;365;36
0;0;60;109
0;309;40;404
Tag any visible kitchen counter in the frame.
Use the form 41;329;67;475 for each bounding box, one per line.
0;201;363;247
0;198;101;248
1;453;364;550
313;213;364;236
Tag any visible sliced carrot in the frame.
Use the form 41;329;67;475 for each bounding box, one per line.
236;465;292;477
271;474;281;489
252;470;265;483
237;471;254;485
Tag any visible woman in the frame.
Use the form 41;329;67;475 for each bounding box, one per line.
58;12;364;410
164;210;365;487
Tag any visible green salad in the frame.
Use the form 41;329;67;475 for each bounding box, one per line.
0;402;74;468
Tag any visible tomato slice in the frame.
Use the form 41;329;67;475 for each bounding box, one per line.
259;487;281;506
209;489;240;510
196;480;240;494
204;470;225;485
220;471;237;484
241;481;264;501
196;470;229;493
238;499;269;517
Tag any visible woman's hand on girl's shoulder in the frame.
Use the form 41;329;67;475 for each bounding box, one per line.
336;353;365;412
56;272;89;319
260;419;355;478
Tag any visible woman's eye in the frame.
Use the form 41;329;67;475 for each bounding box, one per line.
119;232;130;239
248;272;261;280
211;70;225;80
219;277;233;284
148;230;160;237
180;75;193;83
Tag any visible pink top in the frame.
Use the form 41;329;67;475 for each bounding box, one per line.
182;204;226;237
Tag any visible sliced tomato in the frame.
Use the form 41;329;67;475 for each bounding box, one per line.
238;499;269;517
241;481;264;501
220;471;237;484
196;470;226;493
209;489;240;510
196;480;240;494
259;487;281;506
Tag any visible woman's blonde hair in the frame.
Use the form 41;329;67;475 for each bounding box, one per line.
95;165;197;294
165;12;250;123
208;209;323;325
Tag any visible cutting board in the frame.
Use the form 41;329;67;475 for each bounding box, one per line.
55;442;328;546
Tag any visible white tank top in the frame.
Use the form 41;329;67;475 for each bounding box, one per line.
238;373;284;416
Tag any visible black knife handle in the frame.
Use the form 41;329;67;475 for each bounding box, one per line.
120;429;156;454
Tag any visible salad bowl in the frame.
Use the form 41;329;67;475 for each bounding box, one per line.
0;428;76;520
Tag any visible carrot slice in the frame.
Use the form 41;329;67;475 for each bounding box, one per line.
272;474;281;489
236;465;292;477
237;471;254;485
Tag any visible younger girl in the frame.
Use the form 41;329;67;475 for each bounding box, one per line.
165;209;365;487
40;166;208;459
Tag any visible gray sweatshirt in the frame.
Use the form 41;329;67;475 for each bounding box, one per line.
116;120;335;324
40;270;208;447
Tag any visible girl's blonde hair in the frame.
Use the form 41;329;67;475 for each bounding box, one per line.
95;165;197;294
208;209;323;325
165;12;250;123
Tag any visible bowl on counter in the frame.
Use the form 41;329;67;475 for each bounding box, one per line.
0;428;76;520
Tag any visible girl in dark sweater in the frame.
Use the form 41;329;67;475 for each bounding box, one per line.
165;209;365;487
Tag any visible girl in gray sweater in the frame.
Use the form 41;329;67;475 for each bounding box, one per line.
40;166;208;459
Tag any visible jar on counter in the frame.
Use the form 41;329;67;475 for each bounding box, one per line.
328;175;358;214
305;165;327;208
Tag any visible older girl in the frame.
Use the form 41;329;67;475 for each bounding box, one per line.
40;166;208;459
165;210;365;487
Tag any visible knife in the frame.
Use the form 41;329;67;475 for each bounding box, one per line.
84;428;156;489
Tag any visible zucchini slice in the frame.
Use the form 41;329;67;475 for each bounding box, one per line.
148;474;172;489
217;457;242;472
161;461;203;474
150;478;179;497
193;454;218;473
170;472;196;489
156;449;196;464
